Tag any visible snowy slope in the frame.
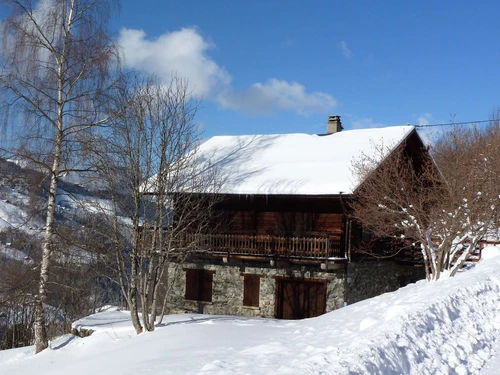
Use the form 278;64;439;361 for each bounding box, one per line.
0;199;28;230
2;247;500;374
0;167;116;261
0;186;42;231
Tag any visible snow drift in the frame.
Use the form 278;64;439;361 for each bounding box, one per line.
2;248;500;374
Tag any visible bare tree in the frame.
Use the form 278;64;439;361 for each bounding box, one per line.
92;74;220;333
0;158;119;350
0;0;118;352
350;123;500;281
0;227;40;349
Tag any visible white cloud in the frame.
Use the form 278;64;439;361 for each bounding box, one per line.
339;41;352;59
118;28;335;116
417;127;437;146
414;114;436;145
218;79;336;115
1;0;60;67
417;113;432;126
118;27;231;97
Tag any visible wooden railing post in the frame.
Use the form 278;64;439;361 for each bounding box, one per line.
179;233;344;259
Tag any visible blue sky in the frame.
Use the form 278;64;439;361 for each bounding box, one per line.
116;0;500;138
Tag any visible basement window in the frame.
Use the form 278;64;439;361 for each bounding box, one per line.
243;274;260;307
185;269;214;302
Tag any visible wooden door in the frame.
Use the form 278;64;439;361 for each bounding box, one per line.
275;278;326;319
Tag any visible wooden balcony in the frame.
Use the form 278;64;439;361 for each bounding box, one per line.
177;232;344;259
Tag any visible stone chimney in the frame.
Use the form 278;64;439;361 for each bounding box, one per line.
327;115;343;134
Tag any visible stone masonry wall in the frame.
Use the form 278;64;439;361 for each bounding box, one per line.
346;261;426;304
166;259;346;318
165;259;425;319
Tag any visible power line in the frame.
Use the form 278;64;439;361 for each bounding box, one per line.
412;119;497;128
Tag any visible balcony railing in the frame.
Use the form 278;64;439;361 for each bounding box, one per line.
176;233;343;259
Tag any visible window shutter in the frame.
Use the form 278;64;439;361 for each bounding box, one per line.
243;274;260;307
201;271;213;302
185;269;214;302
185;269;200;301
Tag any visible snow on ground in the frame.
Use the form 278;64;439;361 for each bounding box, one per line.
0;199;30;230
0;243;32;263
2;249;500;374
0;182;131;262
0;186;43;232
56;188;133;226
56;188;114;214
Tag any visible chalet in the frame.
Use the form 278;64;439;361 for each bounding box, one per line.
164;116;426;319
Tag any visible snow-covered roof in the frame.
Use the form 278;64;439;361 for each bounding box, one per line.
191;125;416;196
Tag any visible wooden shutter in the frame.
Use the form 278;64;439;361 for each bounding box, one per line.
185;269;200;301
200;271;213;302
243;274;260;307
185;269;214;302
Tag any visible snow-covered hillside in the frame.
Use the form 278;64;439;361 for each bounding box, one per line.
0;159;116;261
0;159;125;350
2;248;500;374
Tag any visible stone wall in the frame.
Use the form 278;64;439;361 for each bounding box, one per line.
346;261;425;304
166;258;346;318
165;258;425;319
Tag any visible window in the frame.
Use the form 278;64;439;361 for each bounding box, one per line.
243;274;260;307
185;269;214;302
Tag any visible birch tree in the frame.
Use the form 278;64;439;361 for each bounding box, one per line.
351;123;500;281
0;0;118;353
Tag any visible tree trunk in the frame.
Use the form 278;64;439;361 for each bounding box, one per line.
35;129;62;353
129;253;143;334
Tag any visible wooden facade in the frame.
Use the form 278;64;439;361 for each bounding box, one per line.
201;194;349;260
213;195;344;235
